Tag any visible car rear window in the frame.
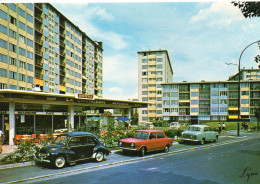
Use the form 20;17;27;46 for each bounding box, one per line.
157;132;164;138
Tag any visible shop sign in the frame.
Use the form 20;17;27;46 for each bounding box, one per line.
46;97;56;101
77;94;94;99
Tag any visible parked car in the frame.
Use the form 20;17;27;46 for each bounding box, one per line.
34;132;110;168
181;125;218;144
170;122;181;129
119;130;174;156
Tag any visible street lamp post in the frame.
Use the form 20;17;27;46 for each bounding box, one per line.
226;40;260;136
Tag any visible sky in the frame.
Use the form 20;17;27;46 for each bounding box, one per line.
51;1;260;100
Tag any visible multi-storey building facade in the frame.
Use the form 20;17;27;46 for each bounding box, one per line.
161;69;260;124
138;49;173;123
0;3;103;97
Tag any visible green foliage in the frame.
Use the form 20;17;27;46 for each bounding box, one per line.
164;129;183;138
232;2;260;18
0;138;54;165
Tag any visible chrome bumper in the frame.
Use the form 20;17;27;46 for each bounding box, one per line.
182;138;200;142
120;147;137;151
35;158;51;163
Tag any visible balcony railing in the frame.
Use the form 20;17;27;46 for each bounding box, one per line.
35;26;43;34
35;3;43;11
35;38;43;45
35;50;43;57
35;73;43;79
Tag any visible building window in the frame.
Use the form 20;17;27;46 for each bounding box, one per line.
9;43;16;52
142;97;148;102
156;58;162;62
19;73;26;82
27;51;33;59
9;71;17;79
18;8;25;17
156;64;162;69
19;60;26;69
9;29;17;39
27;38;33;47
0;83;7;89
9;85;17;89
19;47;26;56
0;54;7;63
19;34;26;43
27;63;33;71
0;24;7;34
18;21;26;30
241;99;249;104
220;91;227;96
0;68;7;77
27;76;33;84
142;59;147;63
242;91;249;96
9;57;17;66
26;13;33;23
27;26;33;35
0;10;7;20
0;38;7;49
9;3;16;12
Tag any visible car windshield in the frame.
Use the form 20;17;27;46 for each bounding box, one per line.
53;135;68;145
135;131;149;140
188;127;201;131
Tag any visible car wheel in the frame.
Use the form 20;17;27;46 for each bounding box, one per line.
139;147;145;157
164;145;169;153
201;139;205;145
95;151;104;162
54;155;66;168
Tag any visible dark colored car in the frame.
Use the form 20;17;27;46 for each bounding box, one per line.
34;132;110;168
119;130;174;156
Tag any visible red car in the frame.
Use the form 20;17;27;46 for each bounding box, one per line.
119;130;174;156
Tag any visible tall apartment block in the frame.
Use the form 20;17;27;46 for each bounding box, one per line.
161;69;260;124
138;50;173;123
0;3;103;97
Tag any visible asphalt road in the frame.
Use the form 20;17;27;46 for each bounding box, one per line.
1;134;259;184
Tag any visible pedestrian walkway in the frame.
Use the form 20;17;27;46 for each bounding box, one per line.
0;145;18;159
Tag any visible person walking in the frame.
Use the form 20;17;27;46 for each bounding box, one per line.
222;123;226;133
218;123;222;134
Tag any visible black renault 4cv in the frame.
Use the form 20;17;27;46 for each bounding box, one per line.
35;132;110;168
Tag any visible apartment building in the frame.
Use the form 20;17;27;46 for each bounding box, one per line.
0;3;103;97
138;49;173;123
161;69;260;124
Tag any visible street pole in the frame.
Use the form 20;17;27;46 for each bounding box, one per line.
237;40;260;136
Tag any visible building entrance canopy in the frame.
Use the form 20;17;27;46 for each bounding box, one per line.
0;90;148;145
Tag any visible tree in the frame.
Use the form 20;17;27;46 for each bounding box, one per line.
255;106;260;131
232;2;260;18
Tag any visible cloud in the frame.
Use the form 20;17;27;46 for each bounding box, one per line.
190;2;243;26
108;87;123;93
103;54;138;84
53;4;126;50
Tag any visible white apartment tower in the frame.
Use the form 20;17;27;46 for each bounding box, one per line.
138;50;173;123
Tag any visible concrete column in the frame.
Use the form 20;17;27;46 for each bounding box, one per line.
68;105;74;132
2;114;4;143
34;114;36;134
127;108;131;119
9;102;15;145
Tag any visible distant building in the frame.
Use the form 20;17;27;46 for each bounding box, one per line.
0;3;103;97
161;69;260;124
138;49;173;123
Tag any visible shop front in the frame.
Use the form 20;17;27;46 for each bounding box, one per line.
0;90;148;145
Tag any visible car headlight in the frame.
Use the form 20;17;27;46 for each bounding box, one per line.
119;141;122;146
130;143;135;148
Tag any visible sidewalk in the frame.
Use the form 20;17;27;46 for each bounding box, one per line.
0;145;18;159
